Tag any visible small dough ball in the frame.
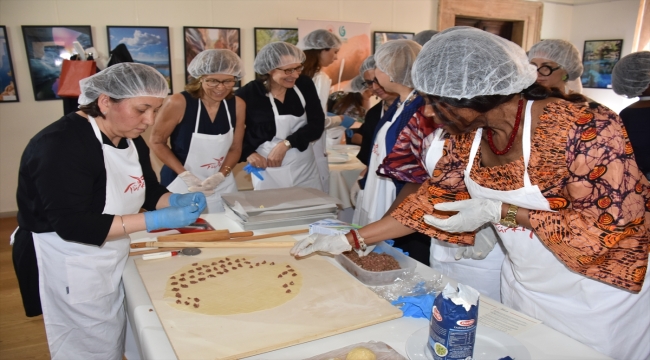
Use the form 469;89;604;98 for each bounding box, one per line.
346;347;376;360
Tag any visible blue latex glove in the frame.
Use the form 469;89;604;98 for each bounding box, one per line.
243;164;264;181
345;129;355;139
144;204;201;232
169;192;207;213
391;294;435;319
340;115;356;128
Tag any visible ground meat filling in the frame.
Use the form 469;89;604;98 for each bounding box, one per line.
343;251;400;272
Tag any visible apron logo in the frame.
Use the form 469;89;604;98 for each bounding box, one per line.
200;157;225;170
124;175;145;193
495;224;534;238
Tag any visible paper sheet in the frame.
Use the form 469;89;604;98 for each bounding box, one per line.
478;298;542;336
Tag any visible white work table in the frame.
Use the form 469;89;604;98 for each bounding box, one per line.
124;213;610;360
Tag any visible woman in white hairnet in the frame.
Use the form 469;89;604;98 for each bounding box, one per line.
299;29;348;192
413;29;439;46
12;63;207;359
236;42;324;190
613;51;650;179
528;39;584;95
150;49;245;212
293;27;650;360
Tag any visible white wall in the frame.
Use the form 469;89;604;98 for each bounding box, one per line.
570;0;638;113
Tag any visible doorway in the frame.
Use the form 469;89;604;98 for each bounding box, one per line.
455;16;525;46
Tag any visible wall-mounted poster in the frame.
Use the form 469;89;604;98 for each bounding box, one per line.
107;26;172;92
373;31;415;53
22;25;92;101
183;27;240;84
581;39;623;89
254;28;299;56
0;26;18;102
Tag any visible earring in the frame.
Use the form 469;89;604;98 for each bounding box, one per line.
102;111;107;115
562;75;568;81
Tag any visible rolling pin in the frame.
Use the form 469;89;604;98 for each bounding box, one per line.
156;230;254;242
134;241;296;248
131;228;308;248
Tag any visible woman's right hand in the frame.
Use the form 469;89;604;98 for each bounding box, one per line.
246;152;268;169
144;204;201;232
266;142;289;167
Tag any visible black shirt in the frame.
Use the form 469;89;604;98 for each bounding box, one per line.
357;101;385;166
14;112;169;316
619;106;650;176
235;75;325;161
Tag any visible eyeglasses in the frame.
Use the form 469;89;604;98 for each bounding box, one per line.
276;65;304;75
202;78;237;88
535;65;562;76
364;77;379;88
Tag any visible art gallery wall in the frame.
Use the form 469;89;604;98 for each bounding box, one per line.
0;0;641;213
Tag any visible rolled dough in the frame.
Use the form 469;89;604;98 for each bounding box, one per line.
163;255;303;315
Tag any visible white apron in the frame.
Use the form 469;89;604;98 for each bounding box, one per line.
166;99;238;213
312;72;331;193
424;128;506;301
354;92;414;226
465;101;650;360
252;86;321;190
32;116;144;360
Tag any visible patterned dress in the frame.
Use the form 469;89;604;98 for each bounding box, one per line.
391;100;649;292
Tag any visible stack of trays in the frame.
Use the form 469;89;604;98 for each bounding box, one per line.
221;187;341;230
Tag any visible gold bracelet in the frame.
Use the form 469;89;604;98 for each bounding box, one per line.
222;165;232;177
120;215;128;236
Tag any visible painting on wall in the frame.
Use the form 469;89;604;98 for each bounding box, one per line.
0;26;18;102
373;31;414;53
107;26;172;92
22;25;93;101
254;28;299;56
581;39;623;89
183;27;240;84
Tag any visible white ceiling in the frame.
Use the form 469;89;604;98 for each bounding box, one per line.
527;0;630;5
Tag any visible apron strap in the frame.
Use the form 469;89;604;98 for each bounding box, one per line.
194;100;202;133
293;86;306;108
522;100;534;188
195;99;233;133
465;128;483;175
268;86;306;118
88;116;104;144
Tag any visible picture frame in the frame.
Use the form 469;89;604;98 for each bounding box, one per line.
183;26;241;84
580;39;623;89
107;26;172;93
21;25;93;101
373;31;414;53
254;27;299;57
0;25;19;102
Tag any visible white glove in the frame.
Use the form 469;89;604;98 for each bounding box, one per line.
423;198;502;233
290;233;351;257
454;225;499;260
350;180;361;207
201;172;225;190
178;171;202;188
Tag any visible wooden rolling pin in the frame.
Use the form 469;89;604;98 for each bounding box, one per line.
134;241;295;248
156;230;254;242
130;228;308;249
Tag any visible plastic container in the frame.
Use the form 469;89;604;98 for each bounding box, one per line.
335;241;417;286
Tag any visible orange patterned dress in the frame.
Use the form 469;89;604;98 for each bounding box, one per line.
392;100;649;292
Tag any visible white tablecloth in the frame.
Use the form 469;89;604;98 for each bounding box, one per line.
328;157;365;209
124;214;610;360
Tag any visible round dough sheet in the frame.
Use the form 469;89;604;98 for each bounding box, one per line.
163;255;303;315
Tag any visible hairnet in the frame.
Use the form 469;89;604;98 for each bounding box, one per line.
359;55;376;76
412;27;537;99
79;63;168;105
413;30;439;46
300;29;342;50
528;39;583;80
612;51;650;98
374;40;422;87
254;42;306;75
349;75;366;93
187;49;244;79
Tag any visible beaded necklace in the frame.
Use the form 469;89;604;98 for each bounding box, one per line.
486;97;524;155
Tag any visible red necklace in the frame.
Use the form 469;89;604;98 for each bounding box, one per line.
486;98;524;155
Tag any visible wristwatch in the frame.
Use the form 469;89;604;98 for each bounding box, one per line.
499;204;519;228
283;139;292;149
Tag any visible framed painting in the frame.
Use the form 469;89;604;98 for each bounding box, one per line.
183;26;240;84
107;26;172;93
254;27;299;56
580;39;623;89
0;26;18;102
21;25;93;100
373;31;414;53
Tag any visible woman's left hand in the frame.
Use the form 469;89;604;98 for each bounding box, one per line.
169;192;207;213
267;142;289;167
423;198;502;233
